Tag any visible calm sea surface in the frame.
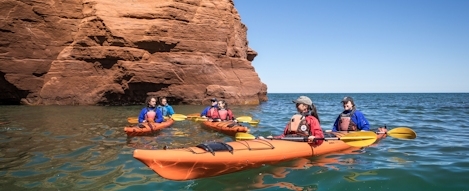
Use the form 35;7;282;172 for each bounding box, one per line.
1;93;468;191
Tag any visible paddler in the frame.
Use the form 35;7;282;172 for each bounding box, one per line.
215;100;236;122
259;96;325;145
138;96;164;123
331;96;370;132
200;98;220;121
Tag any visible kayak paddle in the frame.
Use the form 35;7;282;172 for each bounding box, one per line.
127;113;188;123
325;127;417;140
194;115;260;125
235;131;378;147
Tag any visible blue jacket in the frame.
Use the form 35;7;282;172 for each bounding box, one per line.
332;109;370;131
138;107;163;123
200;104;218;117
157;104;175;117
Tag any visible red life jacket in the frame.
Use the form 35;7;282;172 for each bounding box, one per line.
218;109;228;120
207;107;219;119
286;114;310;136
338;110;357;131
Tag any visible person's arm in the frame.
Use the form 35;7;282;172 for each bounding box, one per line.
331;115;340;132
156;106;164;117
200;107;209;117
308;117;324;145
155;109;164;123
228;109;235;121
167;105;175;116
138;108;146;123
354;111;370;131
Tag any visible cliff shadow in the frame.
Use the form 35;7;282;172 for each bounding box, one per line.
0;72;29;105
98;82;171;105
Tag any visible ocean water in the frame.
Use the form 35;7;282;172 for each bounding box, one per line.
0;93;468;190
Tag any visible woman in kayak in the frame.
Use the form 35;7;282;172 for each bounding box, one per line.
200;98;220;120
138;96;164;123
157;97;175;118
215;100;237;122
259;95;324;145
331;96;370;132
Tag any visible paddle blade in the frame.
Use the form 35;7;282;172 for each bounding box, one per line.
172;114;187;119
387;127;417;139
127;117;138;124
172;116;186;121
248;119;260;126
236;116;253;123
338;131;377;147
235;132;256;140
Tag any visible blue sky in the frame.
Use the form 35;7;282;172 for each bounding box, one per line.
233;0;469;93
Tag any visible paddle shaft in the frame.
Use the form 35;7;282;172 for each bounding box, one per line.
270;136;363;142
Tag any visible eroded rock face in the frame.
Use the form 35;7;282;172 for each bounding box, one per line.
0;0;267;105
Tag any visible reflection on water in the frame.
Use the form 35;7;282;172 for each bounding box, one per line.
1;93;469;190
343;171;378;182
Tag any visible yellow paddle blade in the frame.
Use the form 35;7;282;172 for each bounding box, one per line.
172;114;187;119
386;127;417;139
127;117;138;124
235;132;256;140
172;116;187;121
247;119;260;126
236;116;253;122
337;131;377;147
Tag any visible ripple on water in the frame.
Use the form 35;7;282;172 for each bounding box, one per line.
23;152;50;167
55;145;95;159
57;162;83;172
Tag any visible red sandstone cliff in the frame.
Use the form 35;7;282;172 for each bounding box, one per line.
0;0;267;105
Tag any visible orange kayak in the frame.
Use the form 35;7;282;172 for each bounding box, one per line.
202;121;249;136
124;119;174;136
133;132;380;181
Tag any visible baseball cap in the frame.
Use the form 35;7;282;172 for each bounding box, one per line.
292;96;312;105
210;98;217;102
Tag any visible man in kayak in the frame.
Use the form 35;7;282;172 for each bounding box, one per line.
200;98;220;120
331;96;370;132
157;97;175;118
138;96;164;123
259;96;325;145
215;100;237;122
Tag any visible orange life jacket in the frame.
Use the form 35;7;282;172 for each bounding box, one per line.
286;114;310;136
338;110;357;131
